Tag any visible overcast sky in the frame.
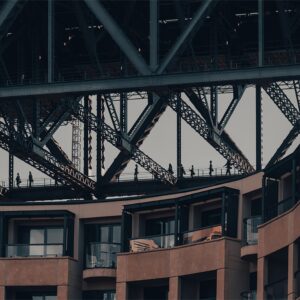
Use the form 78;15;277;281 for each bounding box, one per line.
0;85;299;185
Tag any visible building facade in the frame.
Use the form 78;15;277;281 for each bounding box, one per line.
0;147;299;300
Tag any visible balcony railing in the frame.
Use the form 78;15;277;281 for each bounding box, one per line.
6;243;64;257
86;242;121;268
130;234;175;252
182;225;222;244
243;216;262;246
265;277;288;300
241;291;257;300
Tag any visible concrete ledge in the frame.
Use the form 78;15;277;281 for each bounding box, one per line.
240;244;258;258
83;268;116;280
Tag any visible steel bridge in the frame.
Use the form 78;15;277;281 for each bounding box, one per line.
0;0;299;200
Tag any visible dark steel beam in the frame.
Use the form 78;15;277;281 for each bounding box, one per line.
83;0;151;75
177;93;182;177
3;65;300;98
256;85;262;170
48;0;54;83
266;124;300;168
219;85;245;133
83;96;89;176
293;80;300;110
157;0;217;73
263;82;300;126
104;94;121;133
73;104;177;185
210;86;218;126
96;94;104;183
150;0;159;72
168;95;254;174
120;93;128;133
258;0;264;66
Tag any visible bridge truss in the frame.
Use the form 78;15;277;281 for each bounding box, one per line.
0;0;299;198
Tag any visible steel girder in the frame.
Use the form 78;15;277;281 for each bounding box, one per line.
167;95;255;174
104;94;121;133
72;104;177;185
266;124;300;168
263;82;300;126
293;80;300;110
0;120;96;192
3;65;300;99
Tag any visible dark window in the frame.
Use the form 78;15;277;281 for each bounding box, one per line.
201;208;222;227
83;290;116;300
199;279;216;299
250;272;257;290
145;218;175;236
85;224;121;244
15;292;56;300
251;198;262;216
144;286;168;300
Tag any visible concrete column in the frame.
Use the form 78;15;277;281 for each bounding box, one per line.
116;282;128;300
288;243;297;300
57;285;69;300
216;268;226;299
169;276;180;300
257;257;267;300
0;286;5;299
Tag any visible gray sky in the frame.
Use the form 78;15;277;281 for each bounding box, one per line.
0;86;299;185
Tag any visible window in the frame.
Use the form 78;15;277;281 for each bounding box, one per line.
83;291;116;300
15;291;56;300
145;218;175;236
17;226;64;256
201;208;222;227
85;224;121;268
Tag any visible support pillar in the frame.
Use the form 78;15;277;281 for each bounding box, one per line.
211;86;218;126
97;95;104;185
256;85;262;170
0;286;5;300
83;96;89;176
216;268;226;299
177;93;182;177
120;93;128;133
168;276;180;300
149;0;158;72
116;282;128;300
8;152;13;189
48;0;54;83
292;158;297;205
257;257;267;300
258;0;264;67
57;286;68;300
288;243;297;299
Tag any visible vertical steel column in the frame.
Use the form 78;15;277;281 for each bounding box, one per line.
120;93;128;133
83;96;89;176
211;86;218;126
8;153;14;189
177;93;182;177
150;0;158;72
292;157;297;205
256;85;262;170
258;0;264;67
48;0;54;83
97;95;105;182
174;204;180;246
63;214;67;256
33;99;40;137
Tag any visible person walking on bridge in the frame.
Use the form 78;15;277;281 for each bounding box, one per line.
16;173;21;188
209;160;214;176
28;171;33;187
225;159;232;175
134;164;139;181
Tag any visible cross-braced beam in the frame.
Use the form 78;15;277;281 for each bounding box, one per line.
168;95;254;174
263;82;300;126
72;104;177;185
0;121;96;192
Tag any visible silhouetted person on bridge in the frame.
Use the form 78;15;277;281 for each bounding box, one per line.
190;165;195;178
225;159;232;175
16;173;21;188
134;164;139;181
209;160;214;176
28;171;33;187
168;163;174;175
179;164;186;178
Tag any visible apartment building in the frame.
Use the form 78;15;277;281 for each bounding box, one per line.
0;146;298;300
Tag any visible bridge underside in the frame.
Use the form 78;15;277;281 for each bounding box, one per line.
0;0;299;200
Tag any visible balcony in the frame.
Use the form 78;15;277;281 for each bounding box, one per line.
241;291;256;300
265;278;288;300
183;225;222;244
6;244;64;257
130;234;175;252
86;242;120;268
243;216;262;246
